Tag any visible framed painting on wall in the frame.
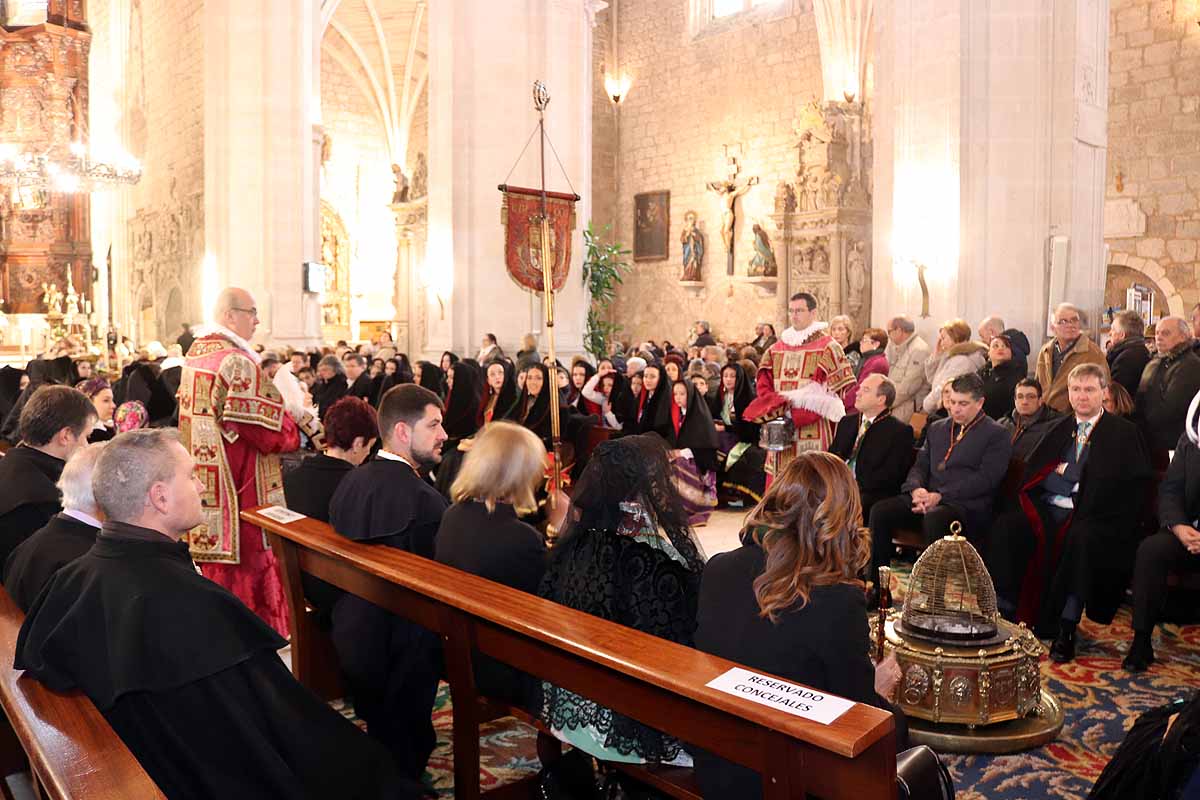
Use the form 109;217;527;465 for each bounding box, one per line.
634;191;670;262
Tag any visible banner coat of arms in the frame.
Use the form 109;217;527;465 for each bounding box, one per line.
498;184;578;293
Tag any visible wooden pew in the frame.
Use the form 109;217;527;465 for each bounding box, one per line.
245;506;898;800
0;589;165;800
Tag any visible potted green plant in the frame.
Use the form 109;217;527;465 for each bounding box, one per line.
581;223;631;361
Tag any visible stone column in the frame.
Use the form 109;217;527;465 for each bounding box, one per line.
390;198;428;356
872;0;1109;344
203;0;322;347
426;0;595;361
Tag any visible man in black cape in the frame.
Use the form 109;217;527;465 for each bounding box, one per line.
987;363;1152;660
329;383;449;782
14;428;412;800
3;441;105;610
0;385;95;566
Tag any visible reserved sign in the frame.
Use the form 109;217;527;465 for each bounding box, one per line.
706;667;855;725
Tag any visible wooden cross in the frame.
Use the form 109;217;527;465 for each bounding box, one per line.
707;145;757;276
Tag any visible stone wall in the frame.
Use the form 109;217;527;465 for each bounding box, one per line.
89;0;205;345
595;0;826;347
1105;0;1200;318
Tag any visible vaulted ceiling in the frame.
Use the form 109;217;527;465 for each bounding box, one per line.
320;0;427;165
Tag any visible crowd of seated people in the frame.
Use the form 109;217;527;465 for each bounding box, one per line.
0;298;1198;798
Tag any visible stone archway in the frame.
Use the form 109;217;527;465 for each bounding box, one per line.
1106;252;1185;318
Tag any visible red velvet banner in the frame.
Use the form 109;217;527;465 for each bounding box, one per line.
499;184;578;293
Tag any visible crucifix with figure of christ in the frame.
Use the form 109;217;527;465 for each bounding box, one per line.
707;145;758;276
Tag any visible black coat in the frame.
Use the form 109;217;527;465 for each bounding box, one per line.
1015;412;1152;630
434;501;546;707
830;413;914;516
693;543;901;799
903;414;1012;519
693;333;716;347
0;445;64;568
1107;336;1151;398
346;372;374;401
1135;346;1200;456
1000;406;1063;463
283;453;356;624
14;526;409;800
313;374;348;420
3;512;98;612
979;359;1025;420
1157;433;1200;531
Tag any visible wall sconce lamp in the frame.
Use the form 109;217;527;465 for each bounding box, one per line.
604;74;632;105
895;256;932;318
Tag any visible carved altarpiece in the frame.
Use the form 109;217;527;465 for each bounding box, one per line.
126;186;203;344
771;101;873;331
0;8;93;316
319;200;352;343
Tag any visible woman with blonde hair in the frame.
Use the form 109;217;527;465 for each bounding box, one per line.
693;451;905;798
921;317;987;414
435;421;555;706
829;314;861;369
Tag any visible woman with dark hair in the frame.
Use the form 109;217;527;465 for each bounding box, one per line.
504;363;555;447
581;364;624;429
283;397;378;624
79;378;117;442
439;351;459;375
414;360;445;398
433;361;484;498
662;353;686;385
714;363;766;507
539;434;705;766
480;360;518;425
565;360;599;415
634;363;669;435
658;380;720;525
693;451;905;798
979;334;1025;420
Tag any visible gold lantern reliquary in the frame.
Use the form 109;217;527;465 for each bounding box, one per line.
877;530;1046;728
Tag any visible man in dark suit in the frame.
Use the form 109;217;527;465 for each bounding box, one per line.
868;373;1012;577
1123;429;1200;671
1000;379;1062;463
343;353;374;400
1106;310;1150;398
0;386;96;567
3;441;104;611
988;363;1151;662
1135;316;1200;463
830;374;914;521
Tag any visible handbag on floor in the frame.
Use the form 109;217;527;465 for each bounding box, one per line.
896;745;955;800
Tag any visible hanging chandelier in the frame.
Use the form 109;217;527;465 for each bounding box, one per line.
0;142;142;195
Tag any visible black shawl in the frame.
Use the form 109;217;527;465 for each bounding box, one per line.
443;362;483;440
638;365;670;435
481;360;518;423
415;362;444;397
504;363;554;443
566;361;596;409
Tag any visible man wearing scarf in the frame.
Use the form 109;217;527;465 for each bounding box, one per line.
179;287;302;636
744;292;855;479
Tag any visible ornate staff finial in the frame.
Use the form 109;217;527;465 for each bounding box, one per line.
532;81;551;112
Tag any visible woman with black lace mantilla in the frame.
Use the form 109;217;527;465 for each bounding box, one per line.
538;434;705;767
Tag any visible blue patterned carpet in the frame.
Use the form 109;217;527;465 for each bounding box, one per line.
339;598;1200;798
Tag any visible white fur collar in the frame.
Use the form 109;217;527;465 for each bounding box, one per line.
780;321;829;346
193;323;261;364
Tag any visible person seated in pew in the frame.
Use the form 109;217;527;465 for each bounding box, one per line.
986;364;1152;660
1122;428;1200;672
868;373;1011;582
655;380;720;526
829;374;914;523
539;434;706;767
713;363;766;509
1001;378;1062;462
693;451;906;799
3;442;105;611
14;428;413;800
283;396;378;627
329;384;449;783
435;421;565;707
0;385;96;568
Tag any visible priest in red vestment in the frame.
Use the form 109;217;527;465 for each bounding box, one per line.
179;287;301;636
745;292;856;480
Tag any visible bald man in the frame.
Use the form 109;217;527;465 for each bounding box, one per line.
1134;315;1200;459
178;287;301;636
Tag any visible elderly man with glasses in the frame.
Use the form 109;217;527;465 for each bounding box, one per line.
177;287;304;636
1034;303;1109;414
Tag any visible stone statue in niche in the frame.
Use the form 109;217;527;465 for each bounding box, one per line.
846;241;868;316
748;223;777;278
391;164;410;204
774;182;796;214
65;274;79;317
811;241;829;274
798;169;821;212
679;210;704;282
820;171;844;208
411;152;428;199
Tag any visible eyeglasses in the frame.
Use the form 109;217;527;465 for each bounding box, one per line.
232;307;259;317
1055;318;1080;326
